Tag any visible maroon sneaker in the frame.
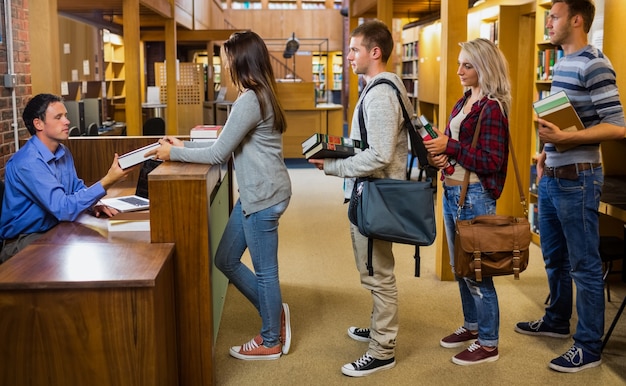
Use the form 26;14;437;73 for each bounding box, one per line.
452;342;499;366
440;327;478;348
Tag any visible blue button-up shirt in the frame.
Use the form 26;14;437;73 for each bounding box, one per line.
0;136;106;239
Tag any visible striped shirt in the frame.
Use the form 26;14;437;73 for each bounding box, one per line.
547;44;625;167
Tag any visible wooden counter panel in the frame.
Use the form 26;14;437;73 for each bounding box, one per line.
283;110;323;158
0;243;177;386
149;160;219;386
0;243;174;290
282;107;344;158
277;82;316;110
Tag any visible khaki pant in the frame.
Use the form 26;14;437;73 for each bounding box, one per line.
350;223;398;360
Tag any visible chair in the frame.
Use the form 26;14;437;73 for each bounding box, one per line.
599;235;624;302
87;122;99;136
143;117;166;136
68;126;80;137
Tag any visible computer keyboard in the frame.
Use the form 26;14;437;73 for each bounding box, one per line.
120;196;149;206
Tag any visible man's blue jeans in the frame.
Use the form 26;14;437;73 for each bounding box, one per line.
443;182;499;347
538;166;604;356
214;198;290;347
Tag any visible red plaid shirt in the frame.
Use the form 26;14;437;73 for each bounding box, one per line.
444;91;509;199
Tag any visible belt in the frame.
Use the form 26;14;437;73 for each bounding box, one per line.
444;177;464;186
3;237;19;245
544;163;601;180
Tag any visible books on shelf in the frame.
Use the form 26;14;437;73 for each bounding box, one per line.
301;133;364;159
118;142;160;170
533;90;584;152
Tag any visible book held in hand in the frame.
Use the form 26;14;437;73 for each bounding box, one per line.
118;142;161;169
301;133;364;159
533;90;584;152
304;142;363;159
301;133;364;154
415;115;438;140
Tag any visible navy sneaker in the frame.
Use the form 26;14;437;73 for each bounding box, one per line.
347;327;370;342
515;318;570;338
341;353;395;377
549;345;602;373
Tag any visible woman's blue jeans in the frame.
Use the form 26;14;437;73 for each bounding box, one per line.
443;182;500;347
214;198;290;347
538;167;604;356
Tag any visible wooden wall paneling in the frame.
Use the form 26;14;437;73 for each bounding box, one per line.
58;17;99;83
175;0;194;29
225;10;344;51
30;0;61;95
63;136;170;183
123;0;143;135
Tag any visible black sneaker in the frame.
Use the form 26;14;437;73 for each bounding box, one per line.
347;326;370;342
341;353;395;377
514;318;570;338
549;345;601;373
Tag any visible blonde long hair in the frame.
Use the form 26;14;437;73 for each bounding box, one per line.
459;38;512;115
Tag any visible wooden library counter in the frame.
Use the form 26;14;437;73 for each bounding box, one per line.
1;138;232;385
0;235;177;385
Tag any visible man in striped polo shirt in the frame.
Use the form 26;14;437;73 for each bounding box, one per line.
515;0;625;374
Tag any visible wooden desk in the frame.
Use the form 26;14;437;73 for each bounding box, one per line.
0;241;177;386
28;136;232;385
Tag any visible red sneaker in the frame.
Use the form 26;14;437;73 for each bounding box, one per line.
440;326;478;348
229;335;281;361
452;342;499;366
281;303;292;354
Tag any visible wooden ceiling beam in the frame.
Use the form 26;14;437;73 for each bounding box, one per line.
140;29;248;42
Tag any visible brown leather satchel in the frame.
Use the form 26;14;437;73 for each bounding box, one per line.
453;110;531;282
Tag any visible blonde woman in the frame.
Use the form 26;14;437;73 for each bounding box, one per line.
423;38;511;365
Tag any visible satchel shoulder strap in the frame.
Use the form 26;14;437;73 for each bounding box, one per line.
457;105;527;216
357;78;430;173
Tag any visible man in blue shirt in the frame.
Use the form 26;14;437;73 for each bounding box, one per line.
0;93;132;262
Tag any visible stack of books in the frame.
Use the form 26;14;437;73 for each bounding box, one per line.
532;90;584;152
190;125;223;143
302;133;365;159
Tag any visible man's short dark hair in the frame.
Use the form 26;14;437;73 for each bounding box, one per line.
351;20;394;64
22;93;63;135
553;0;596;33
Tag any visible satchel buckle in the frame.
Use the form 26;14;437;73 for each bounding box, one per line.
512;249;521;280
473;251;483;282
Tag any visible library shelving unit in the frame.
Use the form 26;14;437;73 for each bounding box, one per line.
103;30;126;121
329;52;342;104
401;25;419;112
528;0;556;245
312;53;327;103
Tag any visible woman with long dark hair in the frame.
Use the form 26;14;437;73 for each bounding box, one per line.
150;31;292;360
